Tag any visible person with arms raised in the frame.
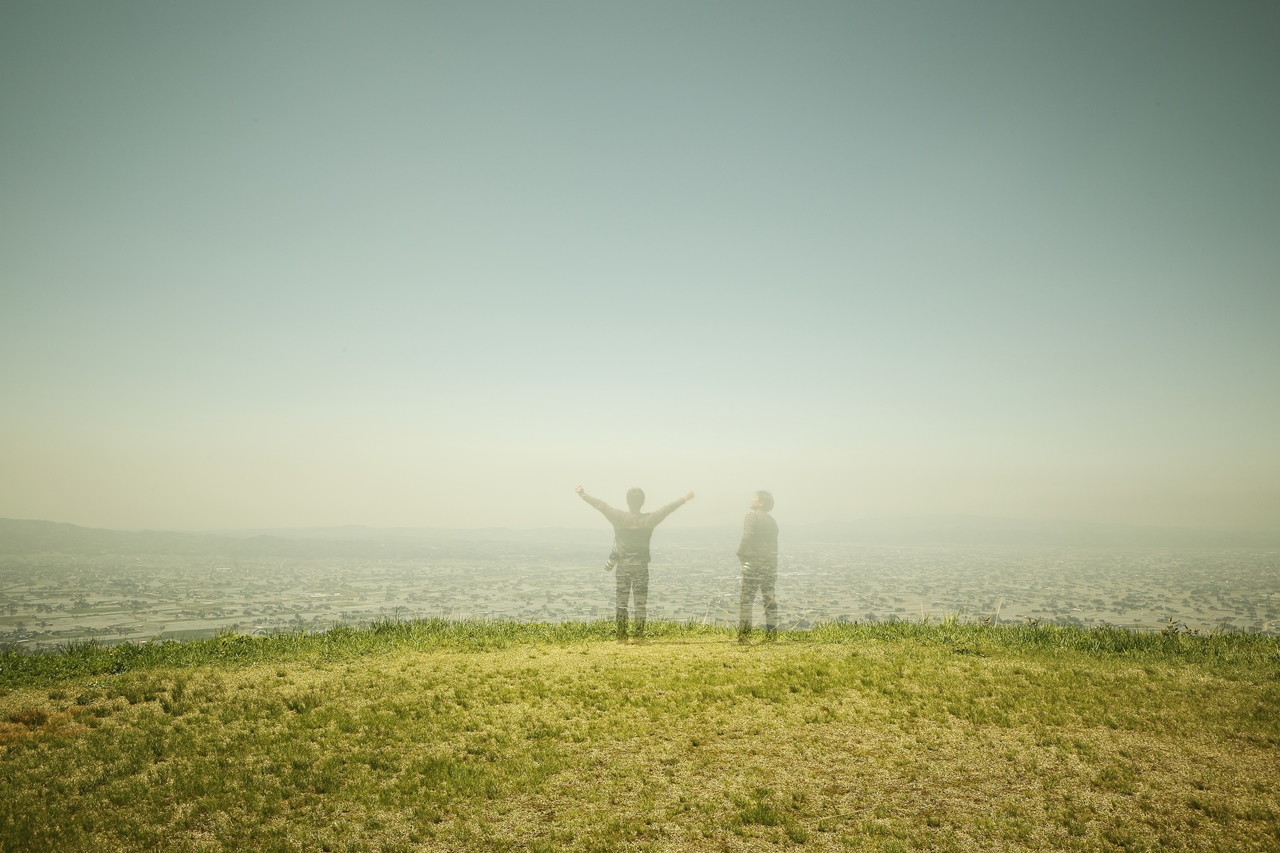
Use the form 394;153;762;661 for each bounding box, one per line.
576;485;694;641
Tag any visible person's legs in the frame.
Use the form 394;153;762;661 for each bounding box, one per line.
739;565;761;639
632;565;649;638
761;562;778;635
615;566;631;640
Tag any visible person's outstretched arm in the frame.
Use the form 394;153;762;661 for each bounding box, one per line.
648;491;695;526
576;485;625;525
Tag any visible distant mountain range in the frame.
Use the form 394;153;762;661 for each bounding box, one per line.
792;516;1280;548
1;516;1275;557
0;518;603;559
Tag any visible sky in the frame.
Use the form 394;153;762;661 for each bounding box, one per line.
1;1;1277;533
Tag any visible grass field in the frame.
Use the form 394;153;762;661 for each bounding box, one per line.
2;619;1278;852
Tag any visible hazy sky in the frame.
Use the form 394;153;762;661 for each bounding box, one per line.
2;1;1277;532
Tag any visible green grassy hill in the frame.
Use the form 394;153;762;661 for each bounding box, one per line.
2;621;1278;852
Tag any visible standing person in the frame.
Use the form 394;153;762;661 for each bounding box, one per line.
737;490;779;643
576;485;694;641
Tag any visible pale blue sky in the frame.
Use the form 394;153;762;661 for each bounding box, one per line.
2;1;1277;531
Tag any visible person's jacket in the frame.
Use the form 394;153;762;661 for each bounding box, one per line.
580;493;687;565
737;509;778;563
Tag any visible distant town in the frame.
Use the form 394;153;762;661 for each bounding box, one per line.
2;521;1276;649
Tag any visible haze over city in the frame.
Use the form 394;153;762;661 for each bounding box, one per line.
2;1;1277;535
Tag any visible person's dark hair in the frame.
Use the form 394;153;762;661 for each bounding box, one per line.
756;490;774;512
626;487;645;511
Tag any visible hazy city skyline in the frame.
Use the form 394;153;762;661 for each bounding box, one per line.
2;2;1277;533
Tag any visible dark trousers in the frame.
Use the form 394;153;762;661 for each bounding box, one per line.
615;563;649;637
739;560;778;634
